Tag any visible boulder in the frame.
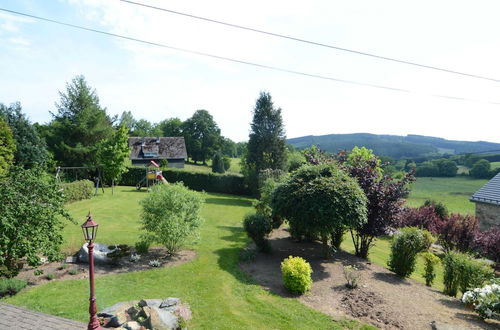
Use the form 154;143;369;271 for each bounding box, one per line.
123;321;142;330
77;243;116;264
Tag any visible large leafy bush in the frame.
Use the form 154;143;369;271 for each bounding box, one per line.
281;256;313;294
272;163;367;256
140;183;204;255
0;278;27;297
0;167;73;277
388;227;433;278
61;179;94;202
443;252;493;296
474;228;500;263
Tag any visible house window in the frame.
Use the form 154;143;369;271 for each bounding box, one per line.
143;152;158;158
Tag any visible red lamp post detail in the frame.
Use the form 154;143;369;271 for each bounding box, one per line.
81;212;102;330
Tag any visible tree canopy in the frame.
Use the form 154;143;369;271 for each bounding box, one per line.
97;125;130;190
182;109;221;164
0;102;50;169
46;75;114;166
0;117;15;177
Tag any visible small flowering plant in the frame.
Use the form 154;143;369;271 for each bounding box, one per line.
461;283;500;319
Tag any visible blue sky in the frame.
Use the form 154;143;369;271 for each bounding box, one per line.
1;0;499;143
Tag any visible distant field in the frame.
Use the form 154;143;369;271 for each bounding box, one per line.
184;158;242;175
406;177;488;214
491;161;500;169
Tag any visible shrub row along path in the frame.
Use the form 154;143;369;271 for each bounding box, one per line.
2;187;364;329
241;227;500;330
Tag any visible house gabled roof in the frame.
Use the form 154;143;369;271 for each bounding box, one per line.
128;137;187;160
470;172;500;206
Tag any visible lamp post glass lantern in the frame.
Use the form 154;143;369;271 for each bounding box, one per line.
81;213;102;330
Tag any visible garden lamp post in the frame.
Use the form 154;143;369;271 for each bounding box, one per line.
81;212;102;330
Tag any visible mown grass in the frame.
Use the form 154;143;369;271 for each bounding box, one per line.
5;186;370;329
491;161;500;170
406;176;487;214
184;158;242;175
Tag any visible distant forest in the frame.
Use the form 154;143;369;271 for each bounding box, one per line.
287;133;500;159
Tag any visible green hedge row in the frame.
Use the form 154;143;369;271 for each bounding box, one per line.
61;179;94;203
120;167;251;196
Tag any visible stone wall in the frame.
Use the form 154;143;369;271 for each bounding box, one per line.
476;202;500;231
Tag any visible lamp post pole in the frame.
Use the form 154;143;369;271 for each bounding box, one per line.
87;240;100;330
81;213;102;330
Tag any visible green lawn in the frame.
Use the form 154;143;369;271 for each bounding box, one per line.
184;158;242;175
406;177;487;214
5;186;369;329
491;161;500;170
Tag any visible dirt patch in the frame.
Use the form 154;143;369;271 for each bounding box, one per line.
240;227;500;330
14;248;196;287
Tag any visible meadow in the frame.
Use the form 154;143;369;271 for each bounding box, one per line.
405;176;487;214
5;186;368;329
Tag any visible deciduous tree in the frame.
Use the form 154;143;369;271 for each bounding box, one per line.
0;117;15;177
182;110;221;164
97;125;130;193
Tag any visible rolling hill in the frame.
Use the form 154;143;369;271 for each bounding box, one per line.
287;133;500;159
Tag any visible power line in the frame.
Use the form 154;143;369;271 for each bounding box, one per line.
1;7;499;105
120;0;500;84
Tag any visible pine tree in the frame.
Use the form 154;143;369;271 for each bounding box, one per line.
243;92;287;193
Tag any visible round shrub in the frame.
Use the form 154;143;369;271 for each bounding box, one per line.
281;256;313;294
388;227;432;278
134;240;151;254
140;183;204;255
443;251;494;296
243;213;273;252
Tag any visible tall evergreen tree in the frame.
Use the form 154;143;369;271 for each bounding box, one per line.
0;117;15;177
182;110;221;164
0;102;50;169
243;92;287;192
46;75;114;166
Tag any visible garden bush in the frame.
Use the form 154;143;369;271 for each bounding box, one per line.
442;252;493;296
140;183;204;255
60;179;94;203
243;213;273;252
281;256;313;294
388;227;433;278
474;228;500;263
421;251;440;286
121;166;251;195
437;214;478;252
398;206;442;234
462;283;500;319
0;278;27;297
343;265;361;289
135;240;151;254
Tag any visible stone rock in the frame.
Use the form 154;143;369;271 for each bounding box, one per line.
138;299;163;308
100;301;137;317
65;256;77;263
150;307;177;330
159;298;180;308
126;305;141;320
77;243;116;264
114;311;130;326
431;321;470;330
123;321;142;330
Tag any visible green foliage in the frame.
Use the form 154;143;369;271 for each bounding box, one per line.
157;117;183;137
34;269;44;276
243;92;287;194
470;159;492;179
0;278;27;297
159;159;168;168
423;199;448;219
98;124;130;186
421;252;440;286
281;256;313;294
134;240;150;254
347;146;382;174
343;265;361;289
239;247;257;263
287;149;306;172
140;183;204;254
388;227;432;278
118;111;136;134
46;75;114;167
0;117;15;177
254;177;285;229
182;110;222;164
442;252;493;296
211;153;226;173
462;283;500;319
61;179;94;203
121;166;251;195
272;163;367;255
0;167;73;277
243;213;273;252
46;273;55;281
416;159;458;177
0;102;50;169
68;268;78;275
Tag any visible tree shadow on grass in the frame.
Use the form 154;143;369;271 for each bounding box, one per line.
204;197;253;207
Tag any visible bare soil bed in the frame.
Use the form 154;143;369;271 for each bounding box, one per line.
14;248;196;287
240;227;500;330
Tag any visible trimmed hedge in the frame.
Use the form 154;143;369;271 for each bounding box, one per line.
61;179;94;203
121;166;251;195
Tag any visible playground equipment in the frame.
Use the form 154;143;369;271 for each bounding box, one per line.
136;160;168;190
55;166;105;196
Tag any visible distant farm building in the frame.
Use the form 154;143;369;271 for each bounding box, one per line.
128;137;187;168
470;172;500;230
